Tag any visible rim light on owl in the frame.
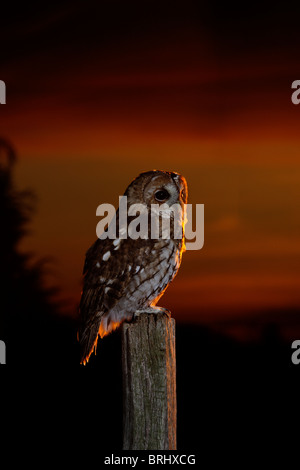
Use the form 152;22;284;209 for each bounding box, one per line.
96;196;204;251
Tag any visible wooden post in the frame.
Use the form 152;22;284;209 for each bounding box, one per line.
122;312;177;450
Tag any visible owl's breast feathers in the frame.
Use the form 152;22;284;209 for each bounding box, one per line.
78;236;183;364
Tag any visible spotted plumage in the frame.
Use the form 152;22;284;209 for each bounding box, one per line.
78;170;188;364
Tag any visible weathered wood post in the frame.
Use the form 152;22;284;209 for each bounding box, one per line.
122;312;177;450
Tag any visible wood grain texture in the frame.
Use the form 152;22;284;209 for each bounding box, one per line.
122;312;176;450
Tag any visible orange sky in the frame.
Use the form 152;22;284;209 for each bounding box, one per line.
1;2;300;337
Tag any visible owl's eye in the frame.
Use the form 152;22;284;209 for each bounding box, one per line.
154;189;170;202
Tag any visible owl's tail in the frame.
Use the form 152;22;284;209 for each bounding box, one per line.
78;316;102;365
78;313;123;365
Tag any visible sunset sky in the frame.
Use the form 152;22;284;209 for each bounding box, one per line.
1;1;300;338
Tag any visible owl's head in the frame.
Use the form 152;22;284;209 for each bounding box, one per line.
125;170;188;210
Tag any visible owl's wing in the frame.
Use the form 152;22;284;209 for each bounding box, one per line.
78;236;153;364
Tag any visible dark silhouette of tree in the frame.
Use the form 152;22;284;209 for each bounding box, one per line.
0;139;75;365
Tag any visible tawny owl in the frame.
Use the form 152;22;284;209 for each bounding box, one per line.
78;170;187;364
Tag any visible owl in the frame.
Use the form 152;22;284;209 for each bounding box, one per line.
78;170;188;364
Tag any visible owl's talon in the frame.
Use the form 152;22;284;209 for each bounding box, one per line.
132;312;140;321
161;308;171;318
133;307;171;319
